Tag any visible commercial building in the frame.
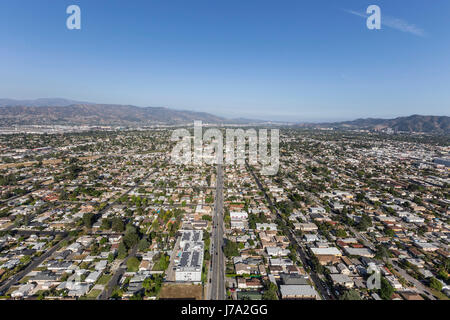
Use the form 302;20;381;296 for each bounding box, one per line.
175;230;204;283
280;285;319;300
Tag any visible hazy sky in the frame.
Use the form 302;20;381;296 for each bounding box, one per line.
0;0;449;122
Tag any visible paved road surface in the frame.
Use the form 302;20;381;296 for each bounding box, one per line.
166;236;181;282
209;164;225;300
388;259;436;300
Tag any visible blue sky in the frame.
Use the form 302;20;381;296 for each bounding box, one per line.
0;0;449;122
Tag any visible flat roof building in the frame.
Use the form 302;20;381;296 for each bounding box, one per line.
280;285;319;300
176;230;204;283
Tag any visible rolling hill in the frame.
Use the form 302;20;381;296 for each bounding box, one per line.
0;104;227;126
0;98;91;107
326;115;450;133
0;99;448;132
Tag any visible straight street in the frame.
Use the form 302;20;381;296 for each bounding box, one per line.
209;163;225;300
388;258;437;300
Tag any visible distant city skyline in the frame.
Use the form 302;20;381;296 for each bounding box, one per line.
1;0;449;122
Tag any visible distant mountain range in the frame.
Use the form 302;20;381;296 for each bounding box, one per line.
0;98;448;133
0;98;92;108
303;115;450;134
0;104;228;126
0;98;266;126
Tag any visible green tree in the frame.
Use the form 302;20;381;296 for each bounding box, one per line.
83;212;94;228
143;275;164;296
123;224;140;248
438;268;448;281
111;217;125;232
380;277;394;300
339;289;361;300
429;277;443;291
224;240;239;258
20;255;32;265
335;229;347;238
108;252;115;263
385;228;395;238
130;293;143;300
90;242;100;255
262;281;279;300
138;238;150;252
375;245;391;261
118;241;128;259
101;218;111;230
127;257;140;272
357;214;372;231
67;163;83;180
153;253;170;271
